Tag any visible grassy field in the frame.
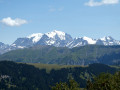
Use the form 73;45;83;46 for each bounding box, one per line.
19;62;120;73
28;63;87;73
110;65;120;69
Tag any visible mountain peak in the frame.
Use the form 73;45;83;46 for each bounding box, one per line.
82;36;96;44
53;30;65;34
45;30;66;40
0;42;4;45
27;33;43;43
100;36;114;41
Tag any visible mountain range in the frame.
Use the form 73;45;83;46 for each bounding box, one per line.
0;30;120;54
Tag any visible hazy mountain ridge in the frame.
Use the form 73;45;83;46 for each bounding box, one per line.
0;42;11;54
0;30;120;54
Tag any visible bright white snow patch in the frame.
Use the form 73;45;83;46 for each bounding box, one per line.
45;30;66;40
100;36;112;41
73;42;83;47
11;44;16;46
27;33;43;43
46;40;55;45
83;36;96;44
100;37;107;41
66;41;73;47
17;46;24;49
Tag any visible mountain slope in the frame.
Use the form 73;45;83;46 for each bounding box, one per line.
0;45;120;65
0;61;117;89
0;42;11;55
66;37;97;48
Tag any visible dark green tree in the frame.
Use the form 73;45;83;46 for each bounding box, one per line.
51;79;82;90
51;82;69;90
87;72;120;90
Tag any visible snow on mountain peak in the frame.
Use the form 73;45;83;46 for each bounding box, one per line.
27;33;43;43
100;36;113;41
45;30;66;40
82;36;96;44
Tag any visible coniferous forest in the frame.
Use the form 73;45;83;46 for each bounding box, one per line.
0;61;118;90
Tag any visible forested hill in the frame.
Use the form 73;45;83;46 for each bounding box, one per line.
0;45;120;65
0;61;117;90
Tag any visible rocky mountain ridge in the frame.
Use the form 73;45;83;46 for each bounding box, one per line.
0;30;120;54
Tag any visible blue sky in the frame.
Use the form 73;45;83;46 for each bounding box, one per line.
0;0;120;44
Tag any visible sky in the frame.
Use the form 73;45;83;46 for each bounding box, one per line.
0;0;120;44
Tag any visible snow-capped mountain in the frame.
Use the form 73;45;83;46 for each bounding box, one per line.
36;30;73;47
67;36;120;48
0;30;120;54
97;36;120;45
27;33;43;43
0;42;11;54
12;30;120;49
0;42;5;48
12;30;73;47
66;36;97;48
12;33;43;48
12;38;33;48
